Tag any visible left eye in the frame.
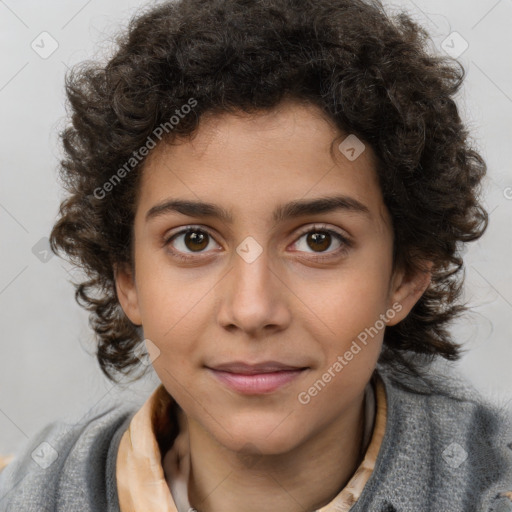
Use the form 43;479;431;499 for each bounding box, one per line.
292;227;349;255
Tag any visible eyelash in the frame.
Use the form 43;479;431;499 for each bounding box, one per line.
164;224;352;262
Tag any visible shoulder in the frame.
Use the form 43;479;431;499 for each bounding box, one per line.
379;361;512;444
379;359;512;460
357;361;512;512
0;401;137;512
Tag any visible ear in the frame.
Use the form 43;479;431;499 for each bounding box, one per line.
386;260;433;326
114;262;142;326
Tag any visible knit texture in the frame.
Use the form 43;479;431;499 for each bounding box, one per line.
0;405;134;512
1;363;511;512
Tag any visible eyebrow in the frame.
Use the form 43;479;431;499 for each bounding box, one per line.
145;195;371;224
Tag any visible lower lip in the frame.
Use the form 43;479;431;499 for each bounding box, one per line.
208;368;307;394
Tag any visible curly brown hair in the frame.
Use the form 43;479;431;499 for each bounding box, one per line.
49;0;488;384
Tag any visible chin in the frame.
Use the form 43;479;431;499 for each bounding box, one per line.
211;418;304;457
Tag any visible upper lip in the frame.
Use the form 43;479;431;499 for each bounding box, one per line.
208;361;307;374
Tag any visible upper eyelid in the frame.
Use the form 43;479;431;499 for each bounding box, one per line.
293;223;349;238
166;225;220;243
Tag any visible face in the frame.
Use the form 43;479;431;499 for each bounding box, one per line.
115;100;430;455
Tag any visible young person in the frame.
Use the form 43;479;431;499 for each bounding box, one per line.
1;0;511;511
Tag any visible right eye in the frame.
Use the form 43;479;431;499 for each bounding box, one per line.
164;226;221;260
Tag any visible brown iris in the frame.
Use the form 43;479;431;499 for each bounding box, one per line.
184;230;209;252
307;231;331;252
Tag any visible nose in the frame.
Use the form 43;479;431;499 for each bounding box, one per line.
216;242;291;337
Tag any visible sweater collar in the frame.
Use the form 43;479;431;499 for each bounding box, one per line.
115;372;387;512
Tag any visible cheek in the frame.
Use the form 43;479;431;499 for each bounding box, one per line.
134;254;213;331
308;261;391;329
300;254;392;362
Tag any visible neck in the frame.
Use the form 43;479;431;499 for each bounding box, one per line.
181;392;367;512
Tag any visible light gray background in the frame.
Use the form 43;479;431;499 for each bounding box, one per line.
1;0;511;456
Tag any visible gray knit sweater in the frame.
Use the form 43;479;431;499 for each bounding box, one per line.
1;364;511;512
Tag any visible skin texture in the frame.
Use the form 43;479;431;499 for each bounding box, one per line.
115;100;431;512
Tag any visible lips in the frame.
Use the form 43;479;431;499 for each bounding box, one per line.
208;361;308;374
206;361;309;394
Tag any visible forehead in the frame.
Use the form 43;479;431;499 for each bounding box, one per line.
137;100;390;230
